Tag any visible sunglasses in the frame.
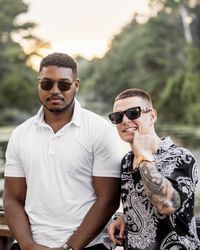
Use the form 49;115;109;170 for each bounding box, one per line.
38;79;74;91
108;106;152;124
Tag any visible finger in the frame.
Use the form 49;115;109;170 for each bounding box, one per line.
132;129;140;146
137;123;147;136
108;224;118;244
119;222;125;238
115;238;124;245
133;157;139;169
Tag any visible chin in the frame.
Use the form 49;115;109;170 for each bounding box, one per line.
44;104;67;113
49;108;64;113
121;136;133;144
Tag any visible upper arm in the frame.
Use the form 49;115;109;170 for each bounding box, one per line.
3;177;27;205
92;176;121;205
92;126;122;178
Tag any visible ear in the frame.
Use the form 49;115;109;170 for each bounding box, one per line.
151;109;157;124
75;79;80;92
37;77;40;89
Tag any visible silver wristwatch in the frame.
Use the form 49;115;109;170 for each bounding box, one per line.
62;243;74;250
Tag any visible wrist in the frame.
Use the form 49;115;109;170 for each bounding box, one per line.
21;240;35;250
137;151;154;165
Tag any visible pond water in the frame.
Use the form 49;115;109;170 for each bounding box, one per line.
0;126;200;216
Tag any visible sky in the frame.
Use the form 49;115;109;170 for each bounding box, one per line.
20;0;149;61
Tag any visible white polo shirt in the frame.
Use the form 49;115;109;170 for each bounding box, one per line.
4;99;122;247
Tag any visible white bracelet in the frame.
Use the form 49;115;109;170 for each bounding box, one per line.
62;243;74;250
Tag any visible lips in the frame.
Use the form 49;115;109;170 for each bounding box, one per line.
123;127;137;133
47;96;64;102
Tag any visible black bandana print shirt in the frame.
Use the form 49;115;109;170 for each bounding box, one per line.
121;137;200;250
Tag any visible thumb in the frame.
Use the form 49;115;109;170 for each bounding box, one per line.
132;129;139;147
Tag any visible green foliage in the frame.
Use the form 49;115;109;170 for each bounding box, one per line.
0;68;38;110
79;0;200;124
0;0;45;125
158;71;186;122
0;0;27;31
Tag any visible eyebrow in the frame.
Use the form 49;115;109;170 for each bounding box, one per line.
39;77;73;81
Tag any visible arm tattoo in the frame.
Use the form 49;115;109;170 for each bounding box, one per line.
139;161;181;212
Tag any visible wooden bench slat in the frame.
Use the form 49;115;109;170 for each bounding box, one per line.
0;225;12;237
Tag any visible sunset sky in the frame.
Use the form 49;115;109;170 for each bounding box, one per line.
21;0;150;61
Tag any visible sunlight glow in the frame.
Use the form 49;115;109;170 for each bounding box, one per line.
21;0;150;70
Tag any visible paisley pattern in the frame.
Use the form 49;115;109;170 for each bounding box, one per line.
121;137;200;250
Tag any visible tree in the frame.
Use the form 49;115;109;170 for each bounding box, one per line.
0;0;48;124
79;0;200;125
156;0;200;124
79;9;186;114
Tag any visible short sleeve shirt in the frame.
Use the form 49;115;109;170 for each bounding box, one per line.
121;137;200;250
4;99;122;247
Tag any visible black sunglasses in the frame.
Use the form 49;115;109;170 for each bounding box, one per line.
108;106;152;124
39;79;74;91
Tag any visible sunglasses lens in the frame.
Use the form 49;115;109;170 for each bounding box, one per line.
58;81;71;91
126;107;141;120
39;80;72;91
108;107;142;124
40;80;53;90
108;112;123;124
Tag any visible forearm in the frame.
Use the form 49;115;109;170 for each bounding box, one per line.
67;196;120;250
4;199;35;250
139;161;181;214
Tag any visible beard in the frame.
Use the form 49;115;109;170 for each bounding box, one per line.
39;94;75;114
47;106;69;113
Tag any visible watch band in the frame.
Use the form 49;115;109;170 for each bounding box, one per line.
62;243;74;250
136;152;154;166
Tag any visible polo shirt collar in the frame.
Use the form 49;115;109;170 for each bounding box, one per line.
71;98;82;127
34;98;82;127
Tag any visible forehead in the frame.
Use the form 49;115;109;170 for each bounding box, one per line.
113;96;147;112
39;66;74;79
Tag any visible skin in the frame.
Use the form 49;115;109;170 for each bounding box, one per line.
108;96;181;245
3;66;121;250
107;215;125;246
37;66;80;133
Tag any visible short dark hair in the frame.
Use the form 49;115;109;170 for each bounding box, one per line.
115;88;152;106
39;52;77;77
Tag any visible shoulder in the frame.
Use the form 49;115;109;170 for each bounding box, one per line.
170;144;195;161
10;115;37;138
81;108;115;134
161;137;195;161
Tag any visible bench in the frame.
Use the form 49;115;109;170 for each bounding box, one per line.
0;210;13;250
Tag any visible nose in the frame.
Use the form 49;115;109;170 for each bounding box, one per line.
122;114;132;123
50;83;60;94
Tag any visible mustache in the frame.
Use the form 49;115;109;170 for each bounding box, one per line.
46;95;64;101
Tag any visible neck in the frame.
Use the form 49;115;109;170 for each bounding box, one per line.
152;130;161;145
43;104;74;133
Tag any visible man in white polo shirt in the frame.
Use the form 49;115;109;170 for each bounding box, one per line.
3;52;122;250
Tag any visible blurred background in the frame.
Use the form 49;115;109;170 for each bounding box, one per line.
0;0;200;215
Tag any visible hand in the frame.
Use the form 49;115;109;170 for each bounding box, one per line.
107;215;125;245
132;130;158;168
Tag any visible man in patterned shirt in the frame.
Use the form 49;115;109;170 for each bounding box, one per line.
107;88;200;249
